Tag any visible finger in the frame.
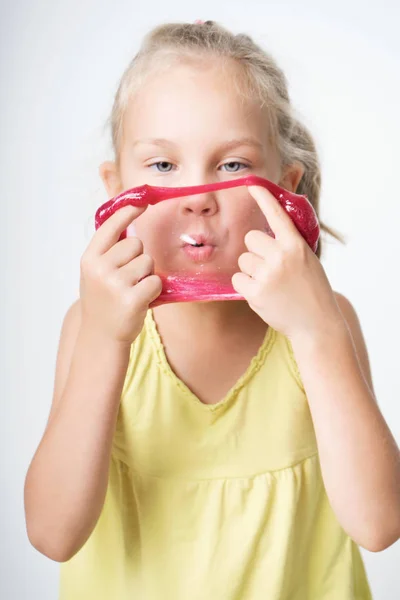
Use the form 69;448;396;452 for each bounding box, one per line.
248;185;298;243
106;236;144;268
130;274;163;306
120;253;154;285
238;252;265;280
231;271;258;298
90;205;148;256
244;229;274;258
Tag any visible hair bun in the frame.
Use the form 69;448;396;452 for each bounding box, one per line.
193;20;214;26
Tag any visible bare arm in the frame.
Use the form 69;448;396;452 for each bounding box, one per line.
24;300;131;562
232;185;400;553
291;292;400;552
24;205;162;562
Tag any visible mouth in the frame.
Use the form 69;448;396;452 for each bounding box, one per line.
179;233;216;263
180;233;212;247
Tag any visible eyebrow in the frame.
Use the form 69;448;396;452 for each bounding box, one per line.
132;137;264;152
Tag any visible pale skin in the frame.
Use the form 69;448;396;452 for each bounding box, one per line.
24;59;399;561
102;62;400;552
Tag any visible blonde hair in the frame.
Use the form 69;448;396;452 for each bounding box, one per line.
106;20;344;258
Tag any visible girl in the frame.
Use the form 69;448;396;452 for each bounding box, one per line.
24;20;400;599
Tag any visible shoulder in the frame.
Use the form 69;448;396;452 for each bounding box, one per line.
333;291;364;337
333;291;375;397
64;298;82;324
43;299;82;433
57;299;82;360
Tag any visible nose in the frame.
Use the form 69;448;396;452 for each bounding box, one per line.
179;190;218;217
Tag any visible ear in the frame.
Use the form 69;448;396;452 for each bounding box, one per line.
279;162;305;193
99;161;124;198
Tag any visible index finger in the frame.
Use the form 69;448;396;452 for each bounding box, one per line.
90;204;147;255
248;185;299;243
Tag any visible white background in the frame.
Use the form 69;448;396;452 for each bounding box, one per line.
2;0;400;597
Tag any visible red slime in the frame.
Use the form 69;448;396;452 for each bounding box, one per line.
94;175;320;306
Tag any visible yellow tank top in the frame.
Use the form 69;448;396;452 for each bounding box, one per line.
59;310;372;599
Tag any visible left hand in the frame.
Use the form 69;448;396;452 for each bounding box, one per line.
232;185;343;341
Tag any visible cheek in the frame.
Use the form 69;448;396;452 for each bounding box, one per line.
130;208;175;255
228;204;267;239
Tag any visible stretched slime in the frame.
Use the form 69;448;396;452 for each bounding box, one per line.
94;175;320;306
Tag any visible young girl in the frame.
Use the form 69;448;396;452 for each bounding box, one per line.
24;20;400;600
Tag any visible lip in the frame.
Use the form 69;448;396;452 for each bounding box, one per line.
180;233;217;263
180;233;216;247
182;244;216;262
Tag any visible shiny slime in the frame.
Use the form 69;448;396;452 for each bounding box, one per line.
94;175;320;306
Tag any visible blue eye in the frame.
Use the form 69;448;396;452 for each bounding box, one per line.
148;160;249;173
149;161;174;172
220;161;248;173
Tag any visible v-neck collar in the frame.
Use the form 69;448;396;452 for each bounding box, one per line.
145;309;276;412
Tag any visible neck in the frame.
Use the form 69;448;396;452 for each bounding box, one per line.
152;299;265;336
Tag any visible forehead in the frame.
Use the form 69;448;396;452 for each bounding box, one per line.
122;61;272;152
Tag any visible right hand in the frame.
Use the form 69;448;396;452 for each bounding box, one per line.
79;205;162;344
